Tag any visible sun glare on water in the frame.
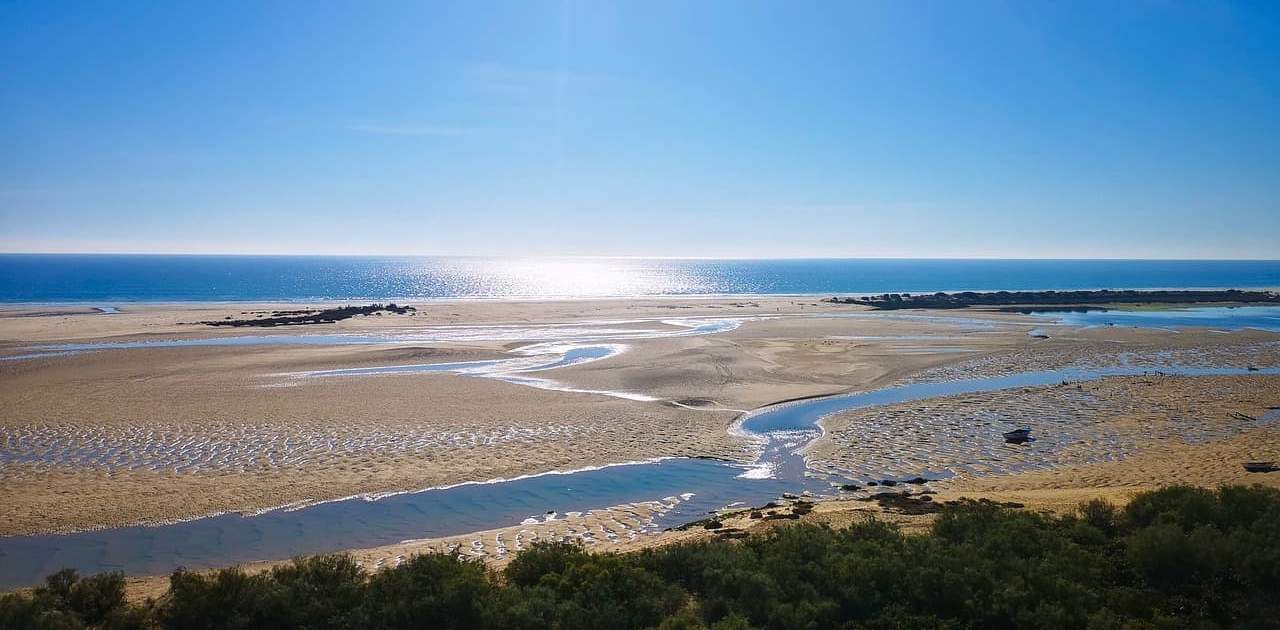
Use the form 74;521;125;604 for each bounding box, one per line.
405;257;712;298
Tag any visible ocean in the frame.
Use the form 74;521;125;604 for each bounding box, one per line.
1;255;1278;302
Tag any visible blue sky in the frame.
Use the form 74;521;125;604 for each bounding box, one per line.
2;1;1278;258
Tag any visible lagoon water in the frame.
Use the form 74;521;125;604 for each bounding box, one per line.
1041;305;1280;332
3;255;1279;302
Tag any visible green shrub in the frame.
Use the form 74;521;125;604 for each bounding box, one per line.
503;540;591;588
6;484;1279;630
159;567;278;630
266;555;365;628
354;554;491;630
0;570;145;630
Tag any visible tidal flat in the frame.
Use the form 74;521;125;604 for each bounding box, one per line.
2;297;1278;590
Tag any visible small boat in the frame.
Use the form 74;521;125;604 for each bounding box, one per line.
1003;428;1033;442
1243;462;1277;473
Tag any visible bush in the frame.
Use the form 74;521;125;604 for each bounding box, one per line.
503;540;590;588
4;485;1279;630
355;554;491;629
159;567;277;630
267;555;365;628
0;570;145;630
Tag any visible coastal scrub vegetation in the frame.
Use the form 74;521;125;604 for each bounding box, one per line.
197;303;415;327
4;485;1279;629
826;289;1280;310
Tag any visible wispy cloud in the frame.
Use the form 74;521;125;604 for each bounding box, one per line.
346;124;475;137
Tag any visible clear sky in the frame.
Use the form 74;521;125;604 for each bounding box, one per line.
2;1;1278;258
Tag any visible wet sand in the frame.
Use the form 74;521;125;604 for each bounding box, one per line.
808;374;1280;482
4;298;1280;594
1;298;1032;535
809;373;1280;510
937;377;1280;507
0;360;746;535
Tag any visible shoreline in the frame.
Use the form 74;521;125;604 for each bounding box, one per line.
0;456;705;539
5;285;1280;307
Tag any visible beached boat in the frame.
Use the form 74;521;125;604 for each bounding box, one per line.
1242;462;1277;473
1002;428;1033;441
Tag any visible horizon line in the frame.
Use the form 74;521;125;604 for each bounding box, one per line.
1;252;1279;263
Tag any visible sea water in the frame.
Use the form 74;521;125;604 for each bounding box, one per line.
2;255;1278;302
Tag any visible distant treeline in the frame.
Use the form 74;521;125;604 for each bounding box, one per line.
198;304;415;327
825;289;1280;310
5;484;1279;629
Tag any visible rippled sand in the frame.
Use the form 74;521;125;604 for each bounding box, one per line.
0;364;749;534
3;299;1277;539
906;328;1280;383
346;492;705;569
809;374;1280;496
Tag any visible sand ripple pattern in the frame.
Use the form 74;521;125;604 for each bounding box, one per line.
0;423;600;472
346;495;699;573
907;342;1280;384
810;375;1278;482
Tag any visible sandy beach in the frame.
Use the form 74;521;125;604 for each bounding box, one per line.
1;298;1037;535
3;297;1279;596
